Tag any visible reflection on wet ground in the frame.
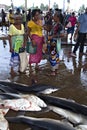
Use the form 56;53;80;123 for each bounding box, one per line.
0;37;87;129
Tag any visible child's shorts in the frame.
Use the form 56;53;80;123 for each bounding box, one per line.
51;64;59;71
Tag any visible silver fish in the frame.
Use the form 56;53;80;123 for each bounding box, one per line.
0;108;9;130
1;94;47;111
49;105;87;128
6;115;76;130
0;81;59;94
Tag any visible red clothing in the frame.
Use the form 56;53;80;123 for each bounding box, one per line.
69;16;77;26
29;34;44;64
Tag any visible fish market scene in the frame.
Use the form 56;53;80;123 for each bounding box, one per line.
0;0;87;129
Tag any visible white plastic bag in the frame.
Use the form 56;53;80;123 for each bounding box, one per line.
56;38;61;52
66;21;72;28
19;52;28;72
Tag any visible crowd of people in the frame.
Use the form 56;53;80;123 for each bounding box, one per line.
71;8;87;57
0;7;87;78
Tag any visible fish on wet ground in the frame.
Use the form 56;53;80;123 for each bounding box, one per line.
0;81;59;94
0;94;47;111
6;115;76;130
38;95;87;116
0;108;9;130
48;105;87;129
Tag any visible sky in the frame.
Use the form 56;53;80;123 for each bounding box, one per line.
0;0;87;11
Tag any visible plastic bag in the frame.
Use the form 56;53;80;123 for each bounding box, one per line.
19;52;28;72
66;21;72;28
56;38;61;52
26;42;37;54
26;38;37;54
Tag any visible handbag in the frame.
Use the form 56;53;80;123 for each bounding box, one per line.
56;38;61;53
26;38;37;54
19;51;28;72
66;21;72;28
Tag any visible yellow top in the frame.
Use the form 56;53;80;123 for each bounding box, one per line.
27;20;43;37
8;13;14;24
9;24;24;36
9;24;24;53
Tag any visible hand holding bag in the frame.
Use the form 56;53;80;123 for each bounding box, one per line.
26;38;37;54
19;47;25;53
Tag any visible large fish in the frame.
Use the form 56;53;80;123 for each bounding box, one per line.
49;105;87;129
0;83;19;94
0;94;47;111
38;95;87;116
6;115;76;130
0;81;59;94
0;93;21;99
0;108;9;130
76;124;87;130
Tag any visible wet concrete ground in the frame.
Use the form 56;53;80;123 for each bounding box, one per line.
0;29;87;130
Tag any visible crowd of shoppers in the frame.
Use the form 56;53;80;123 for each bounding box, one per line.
0;7;87;77
71;8;87;57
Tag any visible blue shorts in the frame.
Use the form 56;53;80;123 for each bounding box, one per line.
67;26;75;34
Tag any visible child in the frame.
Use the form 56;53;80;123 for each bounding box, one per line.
50;44;60;75
48;13;64;76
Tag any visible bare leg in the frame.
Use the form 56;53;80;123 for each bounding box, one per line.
29;63;32;73
70;33;73;43
10;67;17;76
66;33;68;43
3;39;7;48
35;63;42;71
29;67;38;85
50;71;56;76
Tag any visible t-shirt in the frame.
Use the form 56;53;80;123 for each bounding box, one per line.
11;35;24;53
69;16;77;26
78;13;87;33
27;20;43;37
9;24;24;53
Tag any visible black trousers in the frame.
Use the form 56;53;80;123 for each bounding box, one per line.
73;32;86;53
